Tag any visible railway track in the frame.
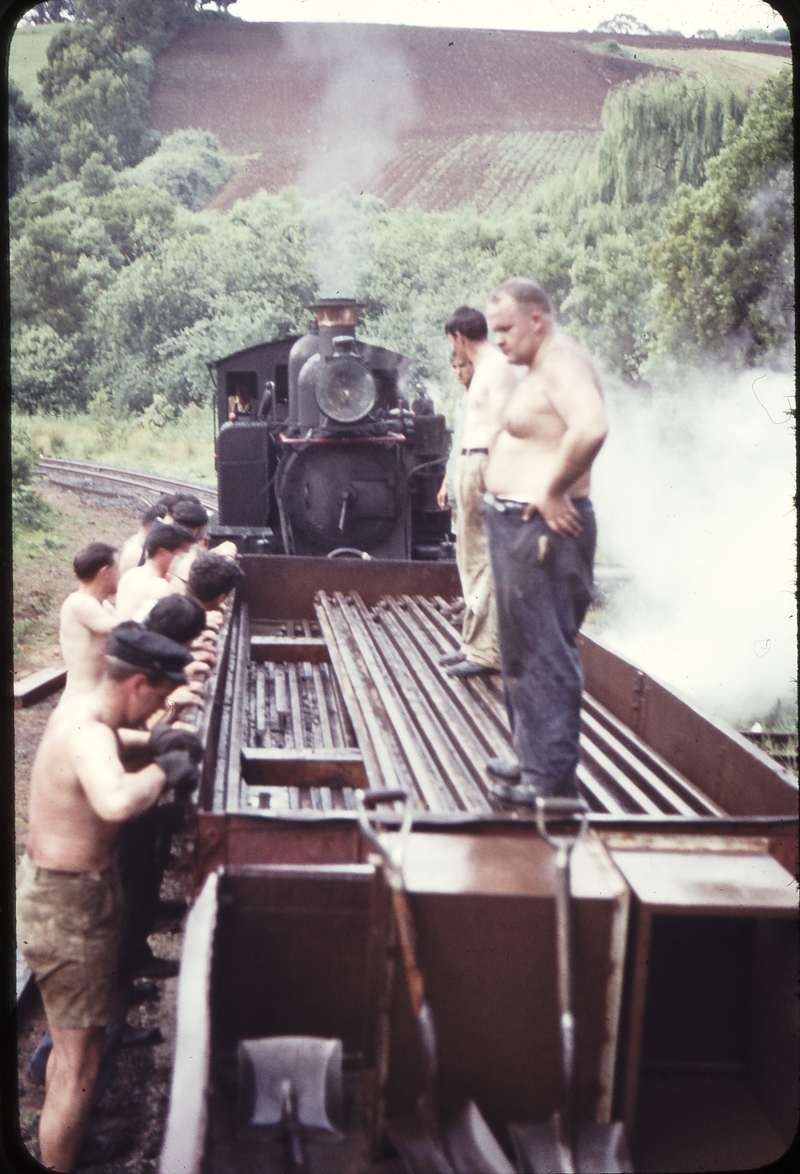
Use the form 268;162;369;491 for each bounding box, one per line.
38;456;218;514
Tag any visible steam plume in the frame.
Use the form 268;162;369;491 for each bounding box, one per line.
284;23;419;296
592;367;796;725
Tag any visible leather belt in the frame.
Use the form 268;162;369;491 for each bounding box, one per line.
461;447;489;455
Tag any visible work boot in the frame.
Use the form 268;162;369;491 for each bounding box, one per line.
490;782;542;808
486;756;521;780
438;650;465;667
446;659;496;678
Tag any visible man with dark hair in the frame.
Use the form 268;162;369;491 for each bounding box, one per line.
17;627;199;1172
442;305;517;678
145;593;207;648
118;502;167;576
482;278;608;804
59;543;120;697
115;523;194;621
187;551;245;614
166;499;209;587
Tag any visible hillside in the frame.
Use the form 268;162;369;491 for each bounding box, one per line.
147;22;789;215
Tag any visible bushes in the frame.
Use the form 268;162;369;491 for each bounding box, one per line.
119;130;230;211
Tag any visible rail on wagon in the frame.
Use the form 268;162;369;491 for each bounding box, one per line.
160;554;798;1174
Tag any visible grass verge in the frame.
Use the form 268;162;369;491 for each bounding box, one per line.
14;401;217;483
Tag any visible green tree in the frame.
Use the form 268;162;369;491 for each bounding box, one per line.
119;130;230;210
594;73;749;209
650;67;793;365
75;0;197;52
87;190;315;411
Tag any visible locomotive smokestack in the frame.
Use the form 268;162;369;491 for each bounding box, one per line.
308;298;364;330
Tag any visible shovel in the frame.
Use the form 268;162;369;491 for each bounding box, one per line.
356;788;515;1174
238;1035;345;1172
508;798;633;1174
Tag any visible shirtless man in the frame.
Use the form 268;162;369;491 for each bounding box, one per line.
17;626;198;1172
442;305;517;677
482;278;608;804
117;502;167;576
115;522;194;621
59;543;120;697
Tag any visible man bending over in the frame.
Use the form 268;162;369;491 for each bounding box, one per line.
115;523;194;621
483;278;608;805
17;627;199;1171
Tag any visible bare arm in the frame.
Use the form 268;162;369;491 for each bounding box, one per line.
522;351;607;533
72;723;166;822
72;595;118;636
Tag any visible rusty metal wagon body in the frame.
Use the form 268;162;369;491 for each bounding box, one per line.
160;556;798;1174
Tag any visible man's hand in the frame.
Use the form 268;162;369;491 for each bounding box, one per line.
523;492;583;536
185;659;211;682
204;611;224;632
155;750;200;799
437;477;449;511
147;724;203;762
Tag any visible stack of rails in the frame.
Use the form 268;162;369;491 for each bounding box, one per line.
208;589;753;822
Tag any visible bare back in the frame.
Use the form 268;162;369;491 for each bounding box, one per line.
59;591;117;697
118;531;146;576
486;331;606;504
116;563;172;621
27;691;168;872
461;344;518;450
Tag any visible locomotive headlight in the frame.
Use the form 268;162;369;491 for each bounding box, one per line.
316;358;376;424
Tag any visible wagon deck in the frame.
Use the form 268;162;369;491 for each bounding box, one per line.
170;555;797;1174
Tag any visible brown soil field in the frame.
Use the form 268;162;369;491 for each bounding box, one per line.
149;22;789;214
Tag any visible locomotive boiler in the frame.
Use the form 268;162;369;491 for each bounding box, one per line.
209;298;454;560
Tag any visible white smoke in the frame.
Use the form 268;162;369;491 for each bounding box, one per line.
592;367;796;725
284;23;420;296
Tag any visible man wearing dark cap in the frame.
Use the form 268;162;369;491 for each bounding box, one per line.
16;627;201;1172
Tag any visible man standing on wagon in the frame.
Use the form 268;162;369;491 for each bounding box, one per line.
483;279;608;804
442;306;518;678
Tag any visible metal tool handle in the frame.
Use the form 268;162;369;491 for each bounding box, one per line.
355;789;414;880
535;797;586;1168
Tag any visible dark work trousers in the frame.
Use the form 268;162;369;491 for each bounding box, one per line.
482;495;596;798
115;802;183;992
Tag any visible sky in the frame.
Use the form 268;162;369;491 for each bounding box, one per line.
231;0;789;37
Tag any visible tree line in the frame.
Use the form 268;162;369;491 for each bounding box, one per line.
9;1;794;420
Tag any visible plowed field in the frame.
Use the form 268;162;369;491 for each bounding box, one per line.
150;22;661;211
149;22;788;214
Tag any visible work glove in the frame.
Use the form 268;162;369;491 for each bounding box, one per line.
155;749;200;801
147;724;202;763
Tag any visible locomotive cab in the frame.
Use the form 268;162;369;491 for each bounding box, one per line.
209;298;454;560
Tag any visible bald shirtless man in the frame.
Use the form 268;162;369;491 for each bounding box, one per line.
442;306;517;677
482;278;608;805
17;626;199;1171
59;543;120;697
115;522;194;621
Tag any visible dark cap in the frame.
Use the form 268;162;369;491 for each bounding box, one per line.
107;626;193;685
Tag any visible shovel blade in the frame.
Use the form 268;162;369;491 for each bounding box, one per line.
509;1120;633;1174
387;1116;455;1174
237;1035;344;1137
444;1101;516;1174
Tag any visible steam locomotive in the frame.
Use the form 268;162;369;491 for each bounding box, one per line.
208;298;454;560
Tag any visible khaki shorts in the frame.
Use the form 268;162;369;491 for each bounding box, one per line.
16;853;123;1029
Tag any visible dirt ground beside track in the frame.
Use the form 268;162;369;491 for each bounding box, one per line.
13;485;192;1172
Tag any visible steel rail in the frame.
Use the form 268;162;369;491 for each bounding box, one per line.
38;456;218;513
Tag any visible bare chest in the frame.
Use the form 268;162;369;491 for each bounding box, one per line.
502;375;564;441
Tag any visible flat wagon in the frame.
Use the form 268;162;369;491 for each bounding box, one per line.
160;556;798;1174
